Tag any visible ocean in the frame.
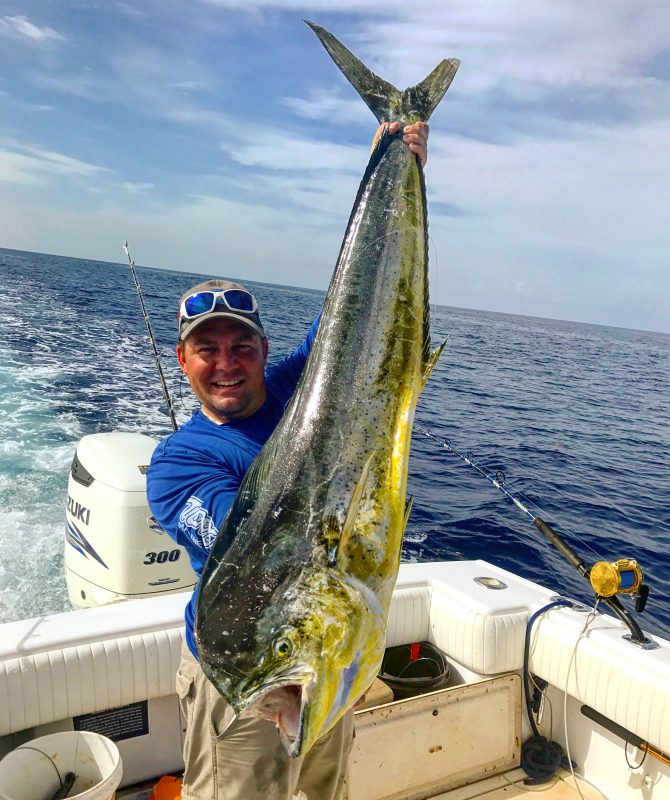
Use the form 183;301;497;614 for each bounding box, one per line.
1;246;669;639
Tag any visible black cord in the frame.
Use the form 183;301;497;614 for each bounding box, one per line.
521;599;576;785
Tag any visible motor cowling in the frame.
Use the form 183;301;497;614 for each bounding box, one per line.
65;431;196;608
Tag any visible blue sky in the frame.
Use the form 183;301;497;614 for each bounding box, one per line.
1;1;669;333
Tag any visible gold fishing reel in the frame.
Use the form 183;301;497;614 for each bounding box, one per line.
589;558;644;598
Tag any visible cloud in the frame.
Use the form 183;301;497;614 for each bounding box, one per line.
0;15;65;42
281;88;368;125
0;141;106;186
169;81;210;92
1;1;668;333
28;38;214;107
31;72;107;102
23;103;56;112
164;107;234;133
104;42;214;104
222;131;368;172
421;112;670;329
122;182;154;193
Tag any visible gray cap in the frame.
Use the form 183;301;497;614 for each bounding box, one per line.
178;279;264;341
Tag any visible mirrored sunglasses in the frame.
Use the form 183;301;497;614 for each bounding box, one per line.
180;289;258;320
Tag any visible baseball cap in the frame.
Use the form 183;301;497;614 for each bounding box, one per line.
178;279;265;341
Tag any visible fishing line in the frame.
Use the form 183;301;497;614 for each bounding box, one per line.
429;233;439;321
563;601;603;800
416;425;607;563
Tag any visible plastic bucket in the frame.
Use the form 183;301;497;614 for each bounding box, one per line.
379;641;450;700
0;731;122;800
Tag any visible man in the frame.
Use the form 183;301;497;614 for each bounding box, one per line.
147;120;429;800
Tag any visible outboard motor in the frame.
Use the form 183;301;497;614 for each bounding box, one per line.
65;431;196;608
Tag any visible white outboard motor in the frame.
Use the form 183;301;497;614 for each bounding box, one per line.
65;431;196;608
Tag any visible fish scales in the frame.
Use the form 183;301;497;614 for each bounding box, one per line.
195;21;459;757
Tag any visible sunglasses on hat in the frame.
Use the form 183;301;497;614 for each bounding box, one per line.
179;288;258;320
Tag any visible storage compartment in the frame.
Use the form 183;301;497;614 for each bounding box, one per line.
347;674;521;800
380;641;450;700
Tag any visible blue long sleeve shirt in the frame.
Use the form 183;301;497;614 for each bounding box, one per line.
147;318;319;657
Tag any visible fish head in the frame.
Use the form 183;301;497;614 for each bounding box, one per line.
199;565;383;757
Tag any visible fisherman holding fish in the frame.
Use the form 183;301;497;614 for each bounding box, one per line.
147;120;428;799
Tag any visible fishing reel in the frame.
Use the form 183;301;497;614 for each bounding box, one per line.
533;517;654;646
589;558;649;612
418;429;658;648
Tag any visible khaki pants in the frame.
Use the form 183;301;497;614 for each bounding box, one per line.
176;643;354;800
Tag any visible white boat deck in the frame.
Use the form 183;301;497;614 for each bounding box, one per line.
437;769;604;799
2;561;668;800
116;768;604;800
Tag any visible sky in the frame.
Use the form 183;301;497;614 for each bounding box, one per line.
1;1;669;333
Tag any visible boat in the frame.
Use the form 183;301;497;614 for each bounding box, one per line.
1;432;668;799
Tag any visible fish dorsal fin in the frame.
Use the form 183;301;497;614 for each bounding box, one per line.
422;336;448;388
305;20;459;124
326;453;374;567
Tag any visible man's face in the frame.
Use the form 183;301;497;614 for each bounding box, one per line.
178;317;269;423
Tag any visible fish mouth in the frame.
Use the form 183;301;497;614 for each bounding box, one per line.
237;667;315;757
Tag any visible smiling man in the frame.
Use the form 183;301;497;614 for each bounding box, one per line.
177;291;269;424
148;276;322;626
147;278;349;800
146;120;429;800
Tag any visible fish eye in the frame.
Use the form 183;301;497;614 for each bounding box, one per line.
273;636;293;659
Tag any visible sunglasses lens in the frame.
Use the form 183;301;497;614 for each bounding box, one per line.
222;290;255;312
183;292;216;317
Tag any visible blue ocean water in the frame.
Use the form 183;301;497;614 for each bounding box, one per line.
1;246;668;639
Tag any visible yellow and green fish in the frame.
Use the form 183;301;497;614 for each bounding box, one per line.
195;21;459;757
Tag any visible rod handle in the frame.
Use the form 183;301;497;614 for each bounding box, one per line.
533;517;588;576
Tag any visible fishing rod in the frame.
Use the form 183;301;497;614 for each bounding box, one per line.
122;241;178;432
416;425;655;648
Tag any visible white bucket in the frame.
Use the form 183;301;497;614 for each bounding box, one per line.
0;731;122;800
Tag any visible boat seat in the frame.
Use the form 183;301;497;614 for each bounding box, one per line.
528;605;670;756
390;562;670;757
0;628;184;738
387;566;535;675
0;593;189;740
2;560;669;766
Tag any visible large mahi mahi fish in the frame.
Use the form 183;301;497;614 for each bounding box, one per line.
195;21;459;757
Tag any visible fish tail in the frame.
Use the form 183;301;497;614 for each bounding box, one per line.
305;20;460;123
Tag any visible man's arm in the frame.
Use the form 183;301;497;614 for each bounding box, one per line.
147;439;243;571
266;314;320;388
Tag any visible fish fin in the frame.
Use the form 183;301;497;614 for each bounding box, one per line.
327;453;374;567
395;495;413;564
218;433;280;543
422;336;448;388
305;21;401;123
305;20;459;123
403;495;414;529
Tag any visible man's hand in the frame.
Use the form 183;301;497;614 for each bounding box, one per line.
372;121;430;167
396;121;429;167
